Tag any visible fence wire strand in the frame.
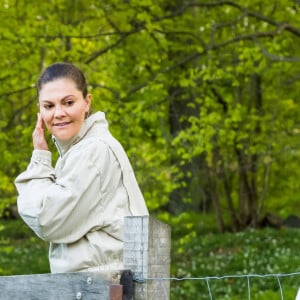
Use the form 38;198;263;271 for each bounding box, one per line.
247;275;251;300
277;275;284;300
146;271;300;281
206;278;212;300
142;272;300;299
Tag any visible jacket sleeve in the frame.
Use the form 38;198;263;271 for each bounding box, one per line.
15;145;109;244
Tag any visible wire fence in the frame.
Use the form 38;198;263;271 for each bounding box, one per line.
139;272;300;300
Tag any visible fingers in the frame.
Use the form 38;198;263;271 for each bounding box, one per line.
35;113;44;130
33;114;49;151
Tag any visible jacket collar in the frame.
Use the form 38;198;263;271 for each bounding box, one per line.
52;111;108;156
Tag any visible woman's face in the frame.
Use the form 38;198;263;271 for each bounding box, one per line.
38;78;91;141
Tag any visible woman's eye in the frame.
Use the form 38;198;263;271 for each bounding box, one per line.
65;100;74;106
43;104;53;110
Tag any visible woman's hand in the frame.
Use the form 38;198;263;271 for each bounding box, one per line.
32;113;49;150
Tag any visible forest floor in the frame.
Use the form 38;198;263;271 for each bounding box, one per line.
1;218;300;299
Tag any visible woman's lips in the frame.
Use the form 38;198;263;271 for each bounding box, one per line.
54;122;71;127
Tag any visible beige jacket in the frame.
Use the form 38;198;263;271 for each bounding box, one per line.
15;112;148;273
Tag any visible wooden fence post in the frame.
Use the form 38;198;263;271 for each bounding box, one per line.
123;216;171;300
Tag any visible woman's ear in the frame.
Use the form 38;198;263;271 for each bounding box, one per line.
85;94;91;110
85;94;92;118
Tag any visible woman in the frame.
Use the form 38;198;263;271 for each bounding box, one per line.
15;62;148;273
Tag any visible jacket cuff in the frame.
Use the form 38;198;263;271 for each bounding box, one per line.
31;150;52;164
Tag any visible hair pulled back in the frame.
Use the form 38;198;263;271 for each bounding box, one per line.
37;62;88;97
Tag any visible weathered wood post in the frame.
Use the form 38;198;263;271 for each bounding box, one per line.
0;271;121;300
123;216;171;300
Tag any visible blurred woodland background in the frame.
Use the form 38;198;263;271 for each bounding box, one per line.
0;1;300;298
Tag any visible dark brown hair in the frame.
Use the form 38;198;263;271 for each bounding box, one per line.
37;62;88;97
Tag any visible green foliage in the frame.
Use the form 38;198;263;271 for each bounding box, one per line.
0;220;49;275
171;226;300;299
0;0;300;230
0;1;300;298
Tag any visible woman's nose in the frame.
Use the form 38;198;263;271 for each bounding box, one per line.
54;105;66;117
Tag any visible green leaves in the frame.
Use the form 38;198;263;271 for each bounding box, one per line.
0;0;299;231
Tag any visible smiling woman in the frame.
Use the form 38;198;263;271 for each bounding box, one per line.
14;62;148;273
38;78;91;142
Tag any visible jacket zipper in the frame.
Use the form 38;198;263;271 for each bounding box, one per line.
53;137;63;157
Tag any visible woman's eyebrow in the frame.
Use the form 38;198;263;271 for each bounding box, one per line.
39;95;75;102
61;95;75;99
39;99;53;103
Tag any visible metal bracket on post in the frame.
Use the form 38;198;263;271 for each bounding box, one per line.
120;270;134;300
109;284;123;300
109;270;134;300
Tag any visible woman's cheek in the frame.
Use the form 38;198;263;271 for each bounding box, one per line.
39;113;51;130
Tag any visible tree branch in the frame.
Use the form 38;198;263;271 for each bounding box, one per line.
36;31;131;40
89;83;121;100
84;32;133;64
0;86;35;98
153;1;300;37
119;25;300;100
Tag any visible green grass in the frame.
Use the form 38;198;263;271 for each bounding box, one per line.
0;219;49;275
1;218;300;299
171;227;300;299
